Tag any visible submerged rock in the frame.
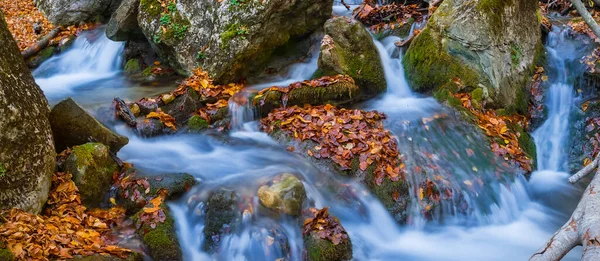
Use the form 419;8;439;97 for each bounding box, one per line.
404;0;543;114
258;173;306;216
203;188;241;252
50;97;129;153
0;12;55;214
124;58;142;75
63;143;119;207
317;17;387;99
35;0;122;25
137;0;333;82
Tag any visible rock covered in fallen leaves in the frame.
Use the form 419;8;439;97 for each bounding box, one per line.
0;11;55;214
0;171;134;260
263;105;410;222
50;97;129;153
63;143;119;207
133;193;182;261
203;188;241;252
136;0;333;82
318;17;387;99
302;208;352;261
35;0;121;25
114;169;196;214
258;173;306;216
253;75;359;117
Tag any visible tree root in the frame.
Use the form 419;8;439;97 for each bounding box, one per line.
21;27;61;60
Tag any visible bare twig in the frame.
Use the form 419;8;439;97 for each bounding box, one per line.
570;0;600;39
569;153;600;184
340;0;351;10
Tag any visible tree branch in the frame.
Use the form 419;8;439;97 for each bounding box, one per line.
571;0;600;39
569;153;600;184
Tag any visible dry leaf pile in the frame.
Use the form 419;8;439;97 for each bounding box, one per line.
262;104;406;186
453;93;533;172
0;0;95;51
0;172;132;260
353;1;422;32
302;208;348;245
173;68;243;99
146;109;177;130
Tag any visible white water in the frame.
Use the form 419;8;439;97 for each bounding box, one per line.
33;19;588;261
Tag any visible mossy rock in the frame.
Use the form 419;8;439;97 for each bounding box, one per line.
187;115;209;132
202;188;241;252
64;143;119;207
26;46;56;68
304;232;352;261
0;241;13;261
135;204;183;261
318;17;387;99
257;173;306;216
124;59;142;75
67;252;143;261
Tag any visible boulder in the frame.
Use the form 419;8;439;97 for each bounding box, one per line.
134;204;182;261
137;0;333;82
63;143;119;207
257;173;306;216
403;0;543;114
106;0;145;41
317;17;387;99
0;12;55;214
303;208;352;261
50;97;129;153
35;0;122;25
203;188;241;252
124;58;142;75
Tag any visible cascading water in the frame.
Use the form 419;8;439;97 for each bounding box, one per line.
33;14;589;261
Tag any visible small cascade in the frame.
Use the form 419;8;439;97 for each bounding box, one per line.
33;27;125;101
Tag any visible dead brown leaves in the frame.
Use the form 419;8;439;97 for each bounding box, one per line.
173;68;243;98
147;109;177;130
262;104;406;186
353;1;423;32
0;0;96;51
453;93;533;172
0;172;131;260
302;208;348;245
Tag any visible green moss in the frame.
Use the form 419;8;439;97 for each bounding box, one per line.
510;43;523;67
136;206;182;261
71;143;103;166
476;0;510;34
403;26;480;94
471;88;484;102
219;23;249;49
0;243;14;261
140;0;161;16
304;233;352;261
141;66;154;77
124;59;141;75
188;115;209;131
511;123;537;167
505;83;527;115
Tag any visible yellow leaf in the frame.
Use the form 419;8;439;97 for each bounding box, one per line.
109;198;117;206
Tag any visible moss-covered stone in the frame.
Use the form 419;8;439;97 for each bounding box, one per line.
0;241;14;261
124;59;142;74
202;188;241;252
187;115;209;131
26;46;56;68
304;232;352;261
135;205;182;261
64;143;118;207
318;17;386;99
140;0;161;17
257;173;306;216
67;252;143;261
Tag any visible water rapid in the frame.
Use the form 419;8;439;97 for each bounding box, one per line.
34;21;589;261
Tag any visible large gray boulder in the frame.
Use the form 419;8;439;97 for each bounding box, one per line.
50;97;129;153
106;0;145;41
0;12;55;214
403;0;543;114
137;0;333;82
35;0;122;25
318;17;387;99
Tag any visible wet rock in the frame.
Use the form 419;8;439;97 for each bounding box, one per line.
59;35;77;53
124;58;142;75
253;75;360;117
35;0;122;25
303;208;352;261
26;46;56;68
123;40;157;70
134;204;183;261
317;17;387;99
187;115;209;132
135;98;159;114
67;253;143;261
137;0;333;82
404;0;543;114
63;143;119;207
372;18;415;40
50;97;129;153
135;118;170;137
160;88;199;123
106;0;144;41
203;188;241;252
0;12;55;214
257;173;306;216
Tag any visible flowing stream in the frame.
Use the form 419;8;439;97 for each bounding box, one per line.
34;18;589;261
